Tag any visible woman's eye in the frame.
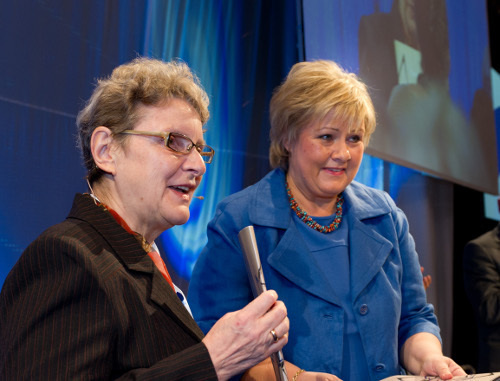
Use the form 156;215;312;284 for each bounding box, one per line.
319;134;333;141
348;135;362;143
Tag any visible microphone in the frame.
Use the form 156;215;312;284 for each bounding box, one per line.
238;226;288;381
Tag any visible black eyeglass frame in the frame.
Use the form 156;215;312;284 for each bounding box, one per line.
120;129;214;164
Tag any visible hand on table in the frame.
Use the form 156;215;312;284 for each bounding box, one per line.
420;354;467;379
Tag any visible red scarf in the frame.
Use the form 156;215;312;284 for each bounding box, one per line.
99;200;175;291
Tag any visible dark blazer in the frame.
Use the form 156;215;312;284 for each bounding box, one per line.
464;224;500;372
0;194;217;380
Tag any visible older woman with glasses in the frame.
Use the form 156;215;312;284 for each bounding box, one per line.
188;60;465;380
0;57;289;380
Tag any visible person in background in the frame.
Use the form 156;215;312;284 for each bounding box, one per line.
463;203;500;373
358;0;419;130
188;60;465;380
0;57;289;380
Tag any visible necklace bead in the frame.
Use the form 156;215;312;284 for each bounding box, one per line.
286;180;344;234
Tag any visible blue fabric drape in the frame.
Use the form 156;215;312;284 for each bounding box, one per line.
145;0;299;281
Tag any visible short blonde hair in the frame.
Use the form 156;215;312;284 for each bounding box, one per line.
269;60;376;170
77;57;209;183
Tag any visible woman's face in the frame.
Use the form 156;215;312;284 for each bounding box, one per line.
110;98;206;241
286;111;364;215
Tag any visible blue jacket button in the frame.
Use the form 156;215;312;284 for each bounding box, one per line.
375;363;385;371
359;304;368;315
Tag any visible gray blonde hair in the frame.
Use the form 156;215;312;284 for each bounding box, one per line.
269;60;376;171
77;57;209;183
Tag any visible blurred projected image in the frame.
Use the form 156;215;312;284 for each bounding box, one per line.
394;40;421;85
356;0;498;193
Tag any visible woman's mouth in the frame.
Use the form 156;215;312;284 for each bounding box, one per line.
171;185;190;194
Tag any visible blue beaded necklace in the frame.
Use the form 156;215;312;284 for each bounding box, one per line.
286;180;344;234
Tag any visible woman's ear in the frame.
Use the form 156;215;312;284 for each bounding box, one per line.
91;126;117;176
283;137;291;153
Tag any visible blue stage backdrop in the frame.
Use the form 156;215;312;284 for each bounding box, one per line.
0;0;149;287
143;0;300;286
0;0;304;289
0;0;469;297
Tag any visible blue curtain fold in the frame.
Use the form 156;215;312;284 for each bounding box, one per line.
144;0;299;282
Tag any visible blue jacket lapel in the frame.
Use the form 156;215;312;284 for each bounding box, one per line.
267;218;344;306
343;182;394;300
348;217;393;300
248;169;394;306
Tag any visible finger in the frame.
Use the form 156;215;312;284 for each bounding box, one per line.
259;300;288;334
269;331;288;351
423;276;431;289
262;299;287;320
449;361;467;376
269;329;279;343
435;362;453;380
267;316;290;343
240;290;278;319
268;322;290;352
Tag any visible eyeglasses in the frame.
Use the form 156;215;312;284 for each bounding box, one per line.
120;130;214;164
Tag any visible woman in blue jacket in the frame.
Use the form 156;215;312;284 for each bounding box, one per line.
188;60;465;381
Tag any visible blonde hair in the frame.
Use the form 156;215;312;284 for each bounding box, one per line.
269;60;376;170
77;57;209;183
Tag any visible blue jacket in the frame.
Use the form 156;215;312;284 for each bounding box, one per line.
188;169;440;380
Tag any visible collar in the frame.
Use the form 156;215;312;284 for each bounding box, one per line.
248;168;393;228
67;194;204;339
89;193;153;252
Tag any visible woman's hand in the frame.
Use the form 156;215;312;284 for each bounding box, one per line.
419;355;466;379
421;266;432;290
202;290;289;381
402;333;466;379
293;371;342;381
242;358;341;381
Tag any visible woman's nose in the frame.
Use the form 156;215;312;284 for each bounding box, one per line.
185;149;207;176
331;144;351;162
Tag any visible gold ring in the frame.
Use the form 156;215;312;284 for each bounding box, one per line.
270;329;279;343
